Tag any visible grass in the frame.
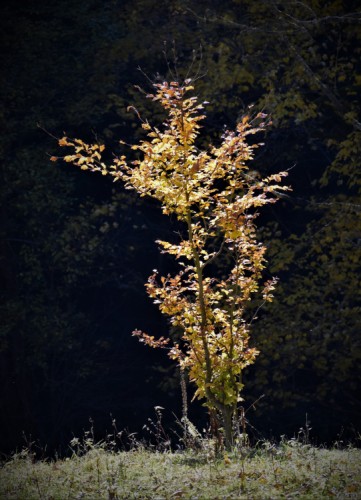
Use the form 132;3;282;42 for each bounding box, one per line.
1;435;360;499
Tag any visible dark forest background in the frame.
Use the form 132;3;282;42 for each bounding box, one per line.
1;0;360;455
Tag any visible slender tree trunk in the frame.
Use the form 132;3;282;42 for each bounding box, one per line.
221;405;234;451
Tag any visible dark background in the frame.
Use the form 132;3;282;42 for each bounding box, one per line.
1;0;360;455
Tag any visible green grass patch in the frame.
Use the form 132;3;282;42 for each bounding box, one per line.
1;439;360;499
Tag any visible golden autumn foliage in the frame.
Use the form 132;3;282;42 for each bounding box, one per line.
56;80;290;448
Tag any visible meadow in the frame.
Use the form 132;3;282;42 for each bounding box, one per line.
1;427;360;499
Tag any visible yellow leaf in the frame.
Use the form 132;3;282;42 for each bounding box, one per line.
58;137;70;146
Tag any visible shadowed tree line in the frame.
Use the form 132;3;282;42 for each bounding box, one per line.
0;0;360;454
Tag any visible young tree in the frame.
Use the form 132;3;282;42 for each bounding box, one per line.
54;80;289;449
